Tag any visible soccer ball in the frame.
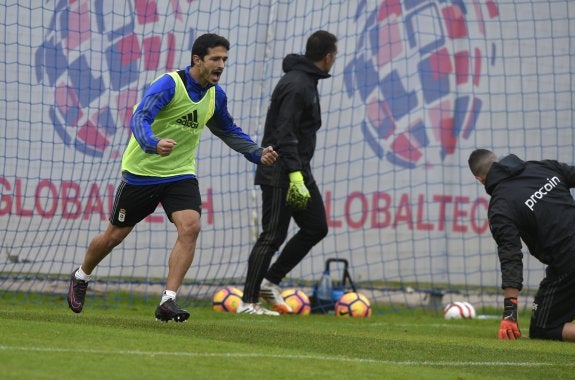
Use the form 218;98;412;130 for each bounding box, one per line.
281;289;311;316
212;286;243;313
335;292;372;318
443;301;476;320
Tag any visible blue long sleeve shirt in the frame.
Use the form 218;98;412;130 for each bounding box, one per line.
125;66;262;185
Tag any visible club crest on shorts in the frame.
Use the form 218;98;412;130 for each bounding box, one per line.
118;208;126;222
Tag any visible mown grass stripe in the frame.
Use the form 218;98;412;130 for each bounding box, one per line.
0;345;567;367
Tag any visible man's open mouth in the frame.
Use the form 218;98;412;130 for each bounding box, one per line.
212;71;222;80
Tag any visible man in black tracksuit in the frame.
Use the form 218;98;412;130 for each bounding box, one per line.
237;31;338;315
469;149;575;341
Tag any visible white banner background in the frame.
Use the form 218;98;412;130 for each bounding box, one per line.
1;1;573;290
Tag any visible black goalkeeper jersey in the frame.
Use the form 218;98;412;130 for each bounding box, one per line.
255;54;331;188
484;154;575;290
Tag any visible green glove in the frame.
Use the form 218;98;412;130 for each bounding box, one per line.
286;171;310;210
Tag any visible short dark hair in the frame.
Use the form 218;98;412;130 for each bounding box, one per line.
305;30;337;62
191;33;230;64
468;149;497;177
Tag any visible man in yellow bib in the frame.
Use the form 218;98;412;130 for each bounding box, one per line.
67;34;278;322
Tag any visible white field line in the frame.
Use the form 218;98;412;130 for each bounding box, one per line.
0;345;569;367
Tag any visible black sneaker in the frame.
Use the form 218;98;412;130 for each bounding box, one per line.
155;299;190;322
67;271;88;313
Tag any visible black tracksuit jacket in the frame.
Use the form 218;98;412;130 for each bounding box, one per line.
255;54;330;188
484;154;575;290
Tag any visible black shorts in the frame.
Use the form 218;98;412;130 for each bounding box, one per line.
529;267;575;340
110;178;202;227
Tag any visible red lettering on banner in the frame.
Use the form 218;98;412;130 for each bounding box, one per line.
470;197;489;234
394;193;413;229
83;183;106;220
325;191;342;228
36;179;58;218
371;192;391;228
202;187;213;225
0;176;218;225
15;179;34;216
0;176;492;234
0;177;12;215
326;189;490;234
453;196;469;232
345;191;368;229
416;194;433;230
145;209;164;223
61;181;82;219
433;194;452;231
107;184;115;213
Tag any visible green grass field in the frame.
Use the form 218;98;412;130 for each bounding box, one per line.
1;294;574;380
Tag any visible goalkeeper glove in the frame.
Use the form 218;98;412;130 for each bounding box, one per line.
498;297;521;340
286;171;310;210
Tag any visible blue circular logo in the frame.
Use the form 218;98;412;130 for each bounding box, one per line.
35;1;186;157
344;0;500;168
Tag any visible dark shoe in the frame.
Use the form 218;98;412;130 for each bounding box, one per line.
67;271;88;313
155;299;190;322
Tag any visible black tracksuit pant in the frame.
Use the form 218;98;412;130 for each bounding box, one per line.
242;183;328;303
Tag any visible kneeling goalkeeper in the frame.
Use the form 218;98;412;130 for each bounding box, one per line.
469;149;575;341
